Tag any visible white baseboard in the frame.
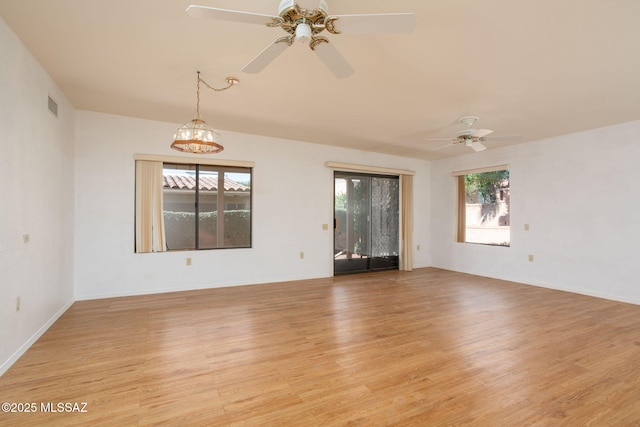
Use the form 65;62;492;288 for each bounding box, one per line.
74;273;331;301
513;277;640;306
430;264;640;306
0;298;75;377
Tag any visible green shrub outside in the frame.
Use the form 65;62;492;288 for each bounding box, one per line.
164;210;250;249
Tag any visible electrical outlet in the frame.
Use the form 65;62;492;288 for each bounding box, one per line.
417;244;421;251
23;234;29;243
16;297;20;311
524;224;530;231
300;251;304;259
528;254;534;262
186;257;192;266
322;223;328;231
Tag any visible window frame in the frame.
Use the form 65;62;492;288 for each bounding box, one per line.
453;165;510;247
134;154;254;253
162;162;252;251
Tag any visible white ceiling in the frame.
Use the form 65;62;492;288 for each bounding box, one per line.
1;0;639;160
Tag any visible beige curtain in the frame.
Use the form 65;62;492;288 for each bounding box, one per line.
135;160;166;253
401;174;413;271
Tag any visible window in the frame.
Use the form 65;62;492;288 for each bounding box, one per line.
163;163;252;250
135;156;252;253
455;166;510;246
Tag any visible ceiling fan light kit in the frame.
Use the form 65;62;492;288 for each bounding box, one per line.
171;72;239;154
186;1;416;78
426;115;496;152
455;116;491;152
295;22;312;42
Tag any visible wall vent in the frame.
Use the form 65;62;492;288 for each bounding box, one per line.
47;95;58;117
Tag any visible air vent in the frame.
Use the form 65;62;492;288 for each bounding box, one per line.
47;95;58;117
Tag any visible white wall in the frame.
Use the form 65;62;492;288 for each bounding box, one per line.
0;17;75;375
430;121;640;304
74;111;431;300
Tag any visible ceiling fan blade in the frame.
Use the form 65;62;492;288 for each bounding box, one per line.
328;13;416;34
470;141;487;152
186;5;278;25
430;142;456;151
311;40;354;78
473;129;494;138
486;134;522;141
242;38;292;73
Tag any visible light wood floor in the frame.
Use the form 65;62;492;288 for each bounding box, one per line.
1;268;640;426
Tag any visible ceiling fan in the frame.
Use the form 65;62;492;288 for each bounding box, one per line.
186;0;416;78
428;116;495;152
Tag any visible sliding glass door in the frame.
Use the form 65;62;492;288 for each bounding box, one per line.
334;172;399;275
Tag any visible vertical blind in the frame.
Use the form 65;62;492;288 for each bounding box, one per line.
401;174;413;271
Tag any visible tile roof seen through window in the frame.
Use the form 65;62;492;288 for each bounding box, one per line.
163;175;250;192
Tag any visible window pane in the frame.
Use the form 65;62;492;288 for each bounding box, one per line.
198;167;218;249
464;170;510;246
163;164;196;250
223;171;251;248
160;164;252;251
371;177;399;258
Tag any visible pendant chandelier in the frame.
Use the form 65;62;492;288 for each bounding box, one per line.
171;71;239;154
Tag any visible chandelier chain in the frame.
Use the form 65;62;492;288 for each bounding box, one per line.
196;72;201;118
195;71;238;118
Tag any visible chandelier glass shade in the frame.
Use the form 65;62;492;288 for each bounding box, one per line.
171;72;238;154
171;118;223;154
